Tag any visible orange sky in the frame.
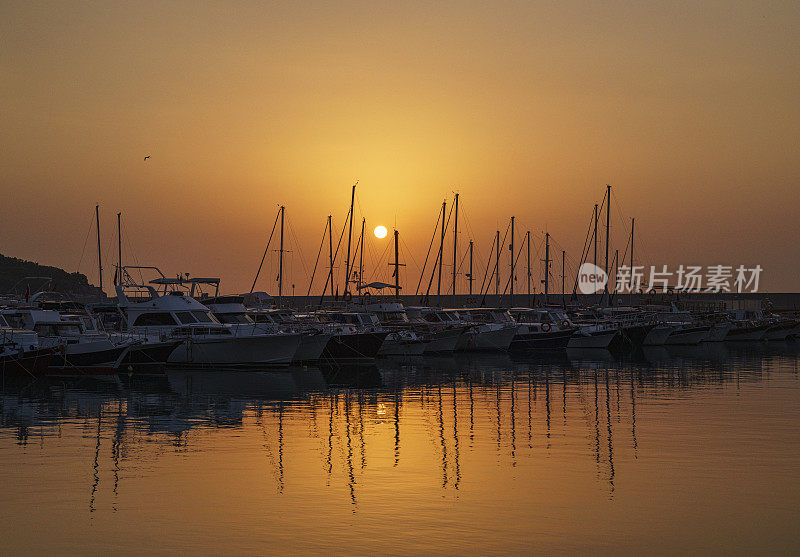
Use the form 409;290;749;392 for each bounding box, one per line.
1;1;798;294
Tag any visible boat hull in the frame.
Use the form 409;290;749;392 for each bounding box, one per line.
618;324;656;346
726;324;769;341
456;326;516;351
510;329;574;351
168;334;301;365
320;332;388;361
568;329;618;349
0;348;55;375
421;328;464;354
643;324;675;346
764;321;797;341
50;343;131;368
293;333;331;362
379;336;426;356
703;322;732;342
119;340;183;366
665;326;712;345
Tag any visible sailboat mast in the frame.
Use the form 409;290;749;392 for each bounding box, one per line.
452;193;458;303
593;203;598;270
437;200;445;298
510;217;515;302
561;250;566;308
328;215;334;298
544;232;550;303
278;205;285;306
344;183;356;296
526;230;531;307
358;217;365;292
117;212;122;279
95;204;103;297
468;240;473;296
394;229;400;300
495;230;500;296
605;184;611;279
630;217;635;292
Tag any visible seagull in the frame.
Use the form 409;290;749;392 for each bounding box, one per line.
144;155;151;161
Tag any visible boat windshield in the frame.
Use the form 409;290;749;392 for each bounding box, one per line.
216;313;252;324
380;311;408;322
35;323;82;337
192;311;217;323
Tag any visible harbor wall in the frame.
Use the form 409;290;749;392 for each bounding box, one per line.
269;292;800;312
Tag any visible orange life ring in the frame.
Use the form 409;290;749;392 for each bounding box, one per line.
541;323;551;332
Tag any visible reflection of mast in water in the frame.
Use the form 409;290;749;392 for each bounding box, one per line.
394;390;400;467
544;370;551;447
358;392;366;470
344;391;357;510
527;376;532;449
437;384;448;488
111;399;124;512
593;371;601;469
452;381;460;489
605;371;615;496
510;375;517;467
562;370;567;426
277;401;285;494
89;411;101;513
630;371;638;457
495;382;502;451
468;375;474;447
326;393;335;483
258;406;280;491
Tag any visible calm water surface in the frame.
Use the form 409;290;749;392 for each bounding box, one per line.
2;342;799;555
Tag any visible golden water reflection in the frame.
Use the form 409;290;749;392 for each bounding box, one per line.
1;341;799;554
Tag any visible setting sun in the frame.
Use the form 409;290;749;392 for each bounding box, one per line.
374;225;388;239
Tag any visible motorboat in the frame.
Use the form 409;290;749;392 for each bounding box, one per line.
508;308;577;350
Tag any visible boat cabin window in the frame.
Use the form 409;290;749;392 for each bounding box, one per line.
133;312;178;327
34;323;82;336
2;314;25;329
251;313;278;324
492;310;514;323
192;311;216;323
357;314;379;326
175;311;197;324
423;313;441;323
380;311;408;322
216;313;251;324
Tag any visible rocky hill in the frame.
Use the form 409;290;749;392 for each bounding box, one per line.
0;253;105;300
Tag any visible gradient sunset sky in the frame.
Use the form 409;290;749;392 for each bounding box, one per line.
2;1;798;294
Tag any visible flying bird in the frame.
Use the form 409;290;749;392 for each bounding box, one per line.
144;155;151;161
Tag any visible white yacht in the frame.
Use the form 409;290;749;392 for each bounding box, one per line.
115;269;300;365
1;308;134;368
453;308;518;351
363;302;426;356
205;296;330;362
509;308;578;350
